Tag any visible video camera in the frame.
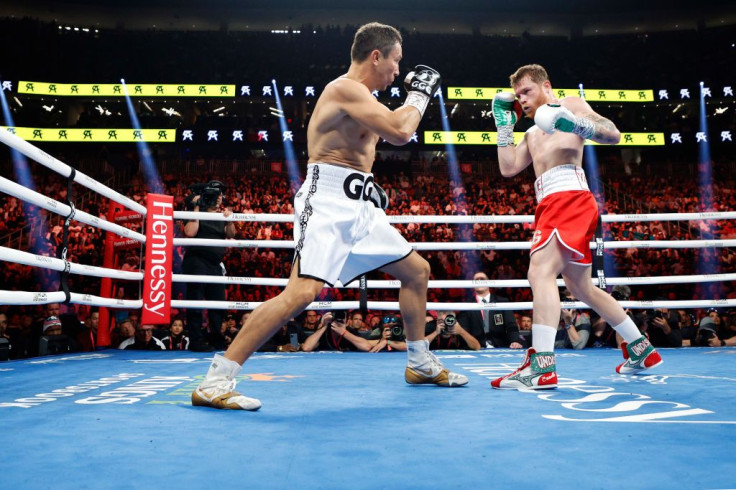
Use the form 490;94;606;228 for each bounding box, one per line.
186;180;226;210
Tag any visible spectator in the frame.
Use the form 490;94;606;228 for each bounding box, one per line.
677;310;698;347
456;272;523;349
718;309;736;346
637;304;683;348
122;324;166;350
302;310;320;332
426;311;481;351
161;317;189;351
181;181;232;351
113;319;136;349
556;289;592;350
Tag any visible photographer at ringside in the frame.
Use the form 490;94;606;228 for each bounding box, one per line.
426;311;481;351
182;180;234;352
635;301;683;348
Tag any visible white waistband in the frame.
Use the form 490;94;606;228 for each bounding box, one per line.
307;163;373;188
306;163;379;202
534;164;589;203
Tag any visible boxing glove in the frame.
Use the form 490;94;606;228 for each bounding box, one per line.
492;92;522;147
403;65;442;117
534;103;594;139
368;182;389;210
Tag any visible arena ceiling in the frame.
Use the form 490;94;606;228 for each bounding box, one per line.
1;0;734;35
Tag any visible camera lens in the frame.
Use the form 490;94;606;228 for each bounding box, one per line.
444;314;456;327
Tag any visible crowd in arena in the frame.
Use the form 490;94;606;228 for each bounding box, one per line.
1;154;735;359
0;16;734;359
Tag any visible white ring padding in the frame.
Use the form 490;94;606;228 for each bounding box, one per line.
0;290;143;308
171;211;736;224
0;176;146;242
0;128;147;215
173;237;736;251
601;211;736;223
174;211;293;222
0;246;143;281
170;298;736;311
173;238;294;248
172;272;736;288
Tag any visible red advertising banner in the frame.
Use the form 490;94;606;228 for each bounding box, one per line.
141;194;174;325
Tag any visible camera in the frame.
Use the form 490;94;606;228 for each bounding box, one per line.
187;180;225;210
611;291;628;301
390;325;404;337
443;314;457;328
696;328;716;347
646;310;664;321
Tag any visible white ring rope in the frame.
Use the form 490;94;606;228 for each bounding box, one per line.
0;246;143;281
0;290;143;308
174;237;736;251
170;298;736;311
172;273;736;288
0;175;146;242
0;128;147;215
1;131;733;313
173;211;736;224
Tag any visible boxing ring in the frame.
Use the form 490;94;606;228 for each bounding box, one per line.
1;128;736;488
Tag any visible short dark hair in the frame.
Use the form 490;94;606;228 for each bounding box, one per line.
351;22;402;62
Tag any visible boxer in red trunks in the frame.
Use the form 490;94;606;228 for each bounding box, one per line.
489;64;662;390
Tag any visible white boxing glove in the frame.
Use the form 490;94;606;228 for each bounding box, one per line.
534;103;594;139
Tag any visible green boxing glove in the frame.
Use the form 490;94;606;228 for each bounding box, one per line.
492;92;522;147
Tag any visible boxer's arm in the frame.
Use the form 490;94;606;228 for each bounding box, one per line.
498;134;532;177
333;79;421;146
540;97;621;145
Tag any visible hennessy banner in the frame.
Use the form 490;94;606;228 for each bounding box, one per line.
424;131;665;146
18;82;236;97
141;195;174;326
447;87;654;102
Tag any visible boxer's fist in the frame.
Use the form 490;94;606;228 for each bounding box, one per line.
402;65;441;116
369;182;389;210
404;65;442;98
534;103;594;139
492;92;521;128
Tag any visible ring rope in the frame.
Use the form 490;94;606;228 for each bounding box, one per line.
0;128;147;215
0;246;143;281
0;175;146;242
169;298;736;311
0;290;143;308
174;237;736;251
171;273;736;288
173;211;736;224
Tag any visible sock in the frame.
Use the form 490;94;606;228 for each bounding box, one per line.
205;353;242;380
612;317;642;344
407;339;429;366
531;324;557;352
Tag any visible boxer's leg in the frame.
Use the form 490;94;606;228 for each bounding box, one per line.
563;263;662;374
192;258;324;410
381;251;468;387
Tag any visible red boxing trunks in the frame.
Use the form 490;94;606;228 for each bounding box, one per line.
530;165;598;265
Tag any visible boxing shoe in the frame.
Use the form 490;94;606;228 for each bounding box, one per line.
405;348;468;387
491;348;558;390
615;336;663;374
191;354;261;411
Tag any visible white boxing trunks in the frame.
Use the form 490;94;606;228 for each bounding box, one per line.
293;163;413;286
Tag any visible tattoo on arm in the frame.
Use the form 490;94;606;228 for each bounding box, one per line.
581;112;619;144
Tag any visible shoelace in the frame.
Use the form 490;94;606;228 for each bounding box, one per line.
204;378;237;396
425;350;446;371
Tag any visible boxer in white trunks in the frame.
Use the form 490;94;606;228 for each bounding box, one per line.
192;22;468;411
489;64;662;390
